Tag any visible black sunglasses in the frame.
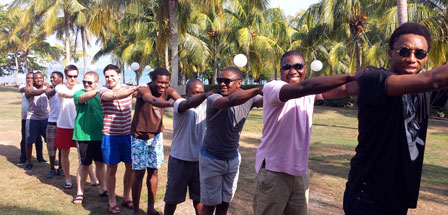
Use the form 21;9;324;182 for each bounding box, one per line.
67;75;78;79
82;80;94;85
281;63;304;71
217;78;240;85
394;47;427;60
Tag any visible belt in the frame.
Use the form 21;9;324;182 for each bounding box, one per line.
48;122;57;125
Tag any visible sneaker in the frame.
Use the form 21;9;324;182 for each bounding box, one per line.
17;160;26;166
57;168;65;177
25;163;33;171
46;169;56;179
37;158;48;163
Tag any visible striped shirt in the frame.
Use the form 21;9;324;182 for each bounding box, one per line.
98;85;133;136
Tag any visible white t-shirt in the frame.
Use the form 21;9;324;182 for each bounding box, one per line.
48;92;60;123
55;83;83;129
170;98;207;162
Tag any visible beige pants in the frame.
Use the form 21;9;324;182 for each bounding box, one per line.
253;168;309;215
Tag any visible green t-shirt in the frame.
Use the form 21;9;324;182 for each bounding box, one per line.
73;90;103;141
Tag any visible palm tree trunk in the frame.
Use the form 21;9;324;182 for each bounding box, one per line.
397;0;408;25
14;53;19;85
213;37;217;84
64;10;72;66
245;50;249;85
81;27;87;76
23;53;29;73
169;0;179;86
165;42;169;70
355;34;361;72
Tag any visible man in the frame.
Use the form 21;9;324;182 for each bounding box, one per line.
72;71;107;204
99;64;138;214
163;79;214;215
49;65;83;189
23;72;49;171
131;68;181;215
44;71;64;179
253;51;357;215
343;23;448;214
18;72;44;165
200;67;263;215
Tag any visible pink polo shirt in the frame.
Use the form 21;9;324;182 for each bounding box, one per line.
255;80;322;176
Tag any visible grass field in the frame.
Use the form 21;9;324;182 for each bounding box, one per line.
0;86;447;215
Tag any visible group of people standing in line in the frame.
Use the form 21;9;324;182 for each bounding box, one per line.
18;22;448;215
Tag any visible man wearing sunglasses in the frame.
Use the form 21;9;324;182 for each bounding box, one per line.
253;51;358;215
343;23;448;214
47;64;84;189
72;71;107;204
200;67;263;215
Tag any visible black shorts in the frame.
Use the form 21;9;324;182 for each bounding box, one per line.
77;141;103;165
164;156;200;204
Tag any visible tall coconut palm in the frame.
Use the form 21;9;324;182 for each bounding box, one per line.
397;0;408;25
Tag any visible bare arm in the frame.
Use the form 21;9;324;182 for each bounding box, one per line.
280;74;356;102
322;66;378;99
167;87;182;101
24;86;45;98
386;65;448;96
178;90;216;112
78;89;98;104
45;87;56;99
213;87;263;110
102;86;137;101
140;87;174;108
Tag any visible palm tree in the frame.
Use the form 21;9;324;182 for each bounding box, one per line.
397;0;408;25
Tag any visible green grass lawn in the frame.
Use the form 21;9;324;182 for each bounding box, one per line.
0;86;447;215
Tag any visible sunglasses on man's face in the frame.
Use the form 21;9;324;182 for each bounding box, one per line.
394;47;427;60
281;63;304;71
67;75;78;79
217;78;240;85
82;80;94;86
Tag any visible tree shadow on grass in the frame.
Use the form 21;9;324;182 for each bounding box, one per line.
0;204;59;215
0;86;19;93
0;143;143;215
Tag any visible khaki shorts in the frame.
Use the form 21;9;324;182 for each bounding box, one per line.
253;168;309;215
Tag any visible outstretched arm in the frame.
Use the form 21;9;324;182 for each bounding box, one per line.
280;74;356;102
178;90;217;112
140;87;174;108
24;84;48;98
386;65;448;96
78;89;98;104
102;86;138;101
213;87;263;110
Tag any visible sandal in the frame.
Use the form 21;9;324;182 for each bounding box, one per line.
99;190;108;197
108;205;120;214
64;182;72;189
73;195;83;204
120;200;134;209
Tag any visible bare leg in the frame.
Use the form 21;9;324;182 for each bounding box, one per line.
49;155;56;169
215;202;230;215
201;205;216;215
94;161;107;193
123;162;134;201
147;168;159;214
164;203;177;215
76;164;89;196
61;148;71;183
88;165;98;185
106;164;118;207
193;200;203;215
132;169;145;215
26;144;33;164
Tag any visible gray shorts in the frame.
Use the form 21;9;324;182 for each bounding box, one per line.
164;156;200;204
199;152;240;206
46;123;57;156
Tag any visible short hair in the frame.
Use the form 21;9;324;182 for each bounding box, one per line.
151;68;171;80
186;78;203;94
51;71;64;79
64;65;78;75
103;64;121;74
33;71;43;77
280;51;305;64
85;71;99;81
26;72;34;77
222;67;243;79
389;22;432;51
